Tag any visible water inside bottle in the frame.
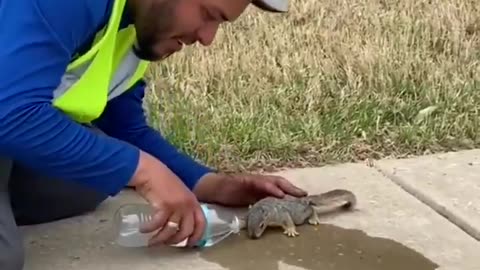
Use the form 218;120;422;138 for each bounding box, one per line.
200;204;242;247
113;203;243;248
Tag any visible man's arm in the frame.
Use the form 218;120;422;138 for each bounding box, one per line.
0;0;140;196
94;80;214;190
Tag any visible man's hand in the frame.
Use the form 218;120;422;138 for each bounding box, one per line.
128;150;206;247
193;172;308;207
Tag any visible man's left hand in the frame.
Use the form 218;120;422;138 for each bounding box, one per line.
193;172;308;207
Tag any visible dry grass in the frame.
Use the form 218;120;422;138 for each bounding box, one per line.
144;0;480;172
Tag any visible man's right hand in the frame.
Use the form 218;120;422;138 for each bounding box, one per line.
128;150;206;247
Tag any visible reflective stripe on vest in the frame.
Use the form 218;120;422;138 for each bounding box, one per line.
53;47;142;102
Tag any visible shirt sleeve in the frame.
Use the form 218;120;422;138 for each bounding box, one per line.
94;81;214;190
0;0;140;196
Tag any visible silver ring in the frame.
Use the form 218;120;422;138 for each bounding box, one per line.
167;221;180;230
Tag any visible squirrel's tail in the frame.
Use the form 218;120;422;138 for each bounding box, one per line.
306;189;357;214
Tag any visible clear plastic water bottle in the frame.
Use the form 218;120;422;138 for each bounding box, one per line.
112;202;243;248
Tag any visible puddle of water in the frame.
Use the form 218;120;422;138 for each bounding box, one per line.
199;223;439;270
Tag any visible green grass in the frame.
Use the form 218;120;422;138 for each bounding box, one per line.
143;0;480;172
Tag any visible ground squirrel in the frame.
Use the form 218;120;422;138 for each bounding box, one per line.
244;189;357;239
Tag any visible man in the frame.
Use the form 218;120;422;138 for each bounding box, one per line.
0;0;307;269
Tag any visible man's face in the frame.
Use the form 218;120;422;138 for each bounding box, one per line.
129;0;251;61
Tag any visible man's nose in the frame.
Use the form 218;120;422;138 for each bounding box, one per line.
196;22;220;46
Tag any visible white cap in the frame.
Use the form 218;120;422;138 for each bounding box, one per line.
252;0;289;13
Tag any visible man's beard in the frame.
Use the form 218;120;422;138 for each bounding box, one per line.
132;0;176;61
133;38;178;61
133;36;163;61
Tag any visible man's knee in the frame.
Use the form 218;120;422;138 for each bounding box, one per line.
0;244;25;270
9;161;109;225
0;239;24;270
11;180;109;225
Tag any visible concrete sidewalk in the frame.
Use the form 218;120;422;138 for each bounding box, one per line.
20;150;480;270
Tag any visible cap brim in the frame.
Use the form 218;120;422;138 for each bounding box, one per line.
252;0;289;13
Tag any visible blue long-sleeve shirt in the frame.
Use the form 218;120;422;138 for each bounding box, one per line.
0;0;213;196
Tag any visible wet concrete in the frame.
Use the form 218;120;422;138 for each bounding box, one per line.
200;223;439;270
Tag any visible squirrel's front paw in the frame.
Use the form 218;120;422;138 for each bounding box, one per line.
283;227;299;237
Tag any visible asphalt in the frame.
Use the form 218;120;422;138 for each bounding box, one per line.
20;150;480;270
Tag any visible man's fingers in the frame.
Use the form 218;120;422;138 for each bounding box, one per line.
271;176;308;197
262;179;285;198
148;212;182;246
165;211;194;246
187;205;207;247
140;208;169;233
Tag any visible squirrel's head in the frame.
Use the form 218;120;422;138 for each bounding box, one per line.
246;206;271;239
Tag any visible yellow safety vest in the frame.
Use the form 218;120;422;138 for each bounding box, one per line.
52;0;150;123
